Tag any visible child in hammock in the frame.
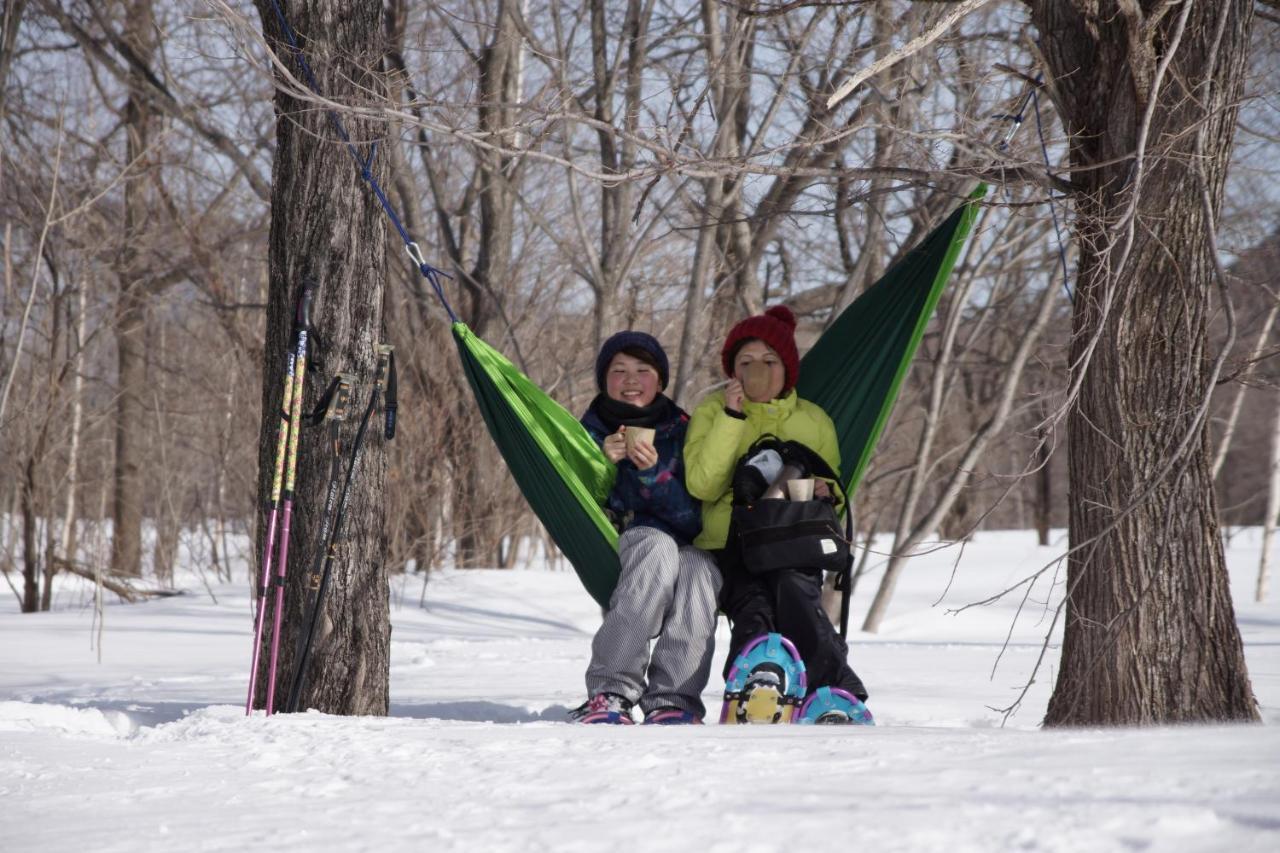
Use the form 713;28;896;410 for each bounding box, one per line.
568;331;720;725
684;305;869;722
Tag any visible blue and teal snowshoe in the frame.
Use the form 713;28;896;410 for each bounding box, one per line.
795;686;874;725
720;633;807;724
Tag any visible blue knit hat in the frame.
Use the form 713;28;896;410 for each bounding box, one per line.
595;331;669;391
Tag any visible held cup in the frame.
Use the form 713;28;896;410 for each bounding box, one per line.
786;478;815;502
625;426;656;453
741;361;772;402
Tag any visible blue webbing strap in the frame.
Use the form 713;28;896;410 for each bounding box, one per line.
265;0;458;323
1032;89;1074;304
993;74;1073;305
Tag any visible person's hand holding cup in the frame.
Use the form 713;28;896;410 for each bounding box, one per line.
624;426;658;470
603;429;628;464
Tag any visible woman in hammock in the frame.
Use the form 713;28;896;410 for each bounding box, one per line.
568;331;721;725
684;306;870;722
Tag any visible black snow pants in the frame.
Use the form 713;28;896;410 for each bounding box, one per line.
720;564;868;701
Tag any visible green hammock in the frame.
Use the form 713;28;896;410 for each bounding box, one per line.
454;188;984;608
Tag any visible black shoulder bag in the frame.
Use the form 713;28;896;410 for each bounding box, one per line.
727;436;855;636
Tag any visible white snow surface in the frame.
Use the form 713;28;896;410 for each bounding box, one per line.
2;529;1278;852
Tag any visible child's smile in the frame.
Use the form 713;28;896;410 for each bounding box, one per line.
606;352;661;408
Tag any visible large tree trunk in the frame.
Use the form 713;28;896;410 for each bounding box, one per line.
253;0;390;715
110;0;156;579
1034;0;1258;725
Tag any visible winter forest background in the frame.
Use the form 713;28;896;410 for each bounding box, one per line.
1;0;1279;711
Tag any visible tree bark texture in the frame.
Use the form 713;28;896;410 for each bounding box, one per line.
253;0;390;715
110;0;156;578
1033;0;1258;725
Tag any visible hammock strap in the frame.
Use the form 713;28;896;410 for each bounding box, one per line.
264;0;458;323
1032;88;1075;304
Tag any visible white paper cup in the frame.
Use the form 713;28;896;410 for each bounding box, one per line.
787;478;815;501
625;427;656;453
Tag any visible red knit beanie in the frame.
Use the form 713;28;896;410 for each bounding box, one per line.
721;305;800;395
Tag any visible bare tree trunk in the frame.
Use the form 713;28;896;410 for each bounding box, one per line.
1035;420;1052;547
0;0;26;108
453;460;484;568
831;1;895;316
151;376;178;586
253;0;391;715
39;270;68;611
93;473;109;661
1212;300;1278;478
112;285;146;578
862;228;1059;632
152;506;178;585
672;177;724;407
441;2;522;568
20;454;38;612
56;556;143;603
55;285;86;600
110;0;156;579
1034;0;1258;724
214;364;236;581
583;0;648;351
1258;390;1280;603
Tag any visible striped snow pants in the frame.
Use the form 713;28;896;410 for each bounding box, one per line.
585;526;721;717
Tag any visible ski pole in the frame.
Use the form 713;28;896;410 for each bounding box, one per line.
285;346;392;712
246;282;314;715
264;282;315;715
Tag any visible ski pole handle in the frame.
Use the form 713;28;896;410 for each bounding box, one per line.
326;374;355;422
374;344;392;390
382;347;397;440
296;279;316;330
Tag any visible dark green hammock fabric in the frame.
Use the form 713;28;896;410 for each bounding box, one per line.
453;188;983;608
798;187;985;498
454;325;620;607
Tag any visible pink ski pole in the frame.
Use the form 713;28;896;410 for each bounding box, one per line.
246;283;313;715
264;287;313;714
246;354;296;714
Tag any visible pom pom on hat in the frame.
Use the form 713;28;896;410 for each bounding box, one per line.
595;330;670;391
720;305;800;395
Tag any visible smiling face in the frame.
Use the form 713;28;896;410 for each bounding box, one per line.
605;351;661;408
733;339;786;402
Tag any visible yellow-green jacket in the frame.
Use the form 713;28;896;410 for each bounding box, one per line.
683;389;841;550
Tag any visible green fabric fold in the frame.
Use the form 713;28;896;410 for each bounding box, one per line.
453;325;620;606
799;186;985;499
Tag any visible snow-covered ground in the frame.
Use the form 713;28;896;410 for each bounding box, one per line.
1;529;1277;852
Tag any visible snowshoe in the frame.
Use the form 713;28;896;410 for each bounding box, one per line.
569;693;635;724
795;686;875;726
720;633;807;724
643;708;703;725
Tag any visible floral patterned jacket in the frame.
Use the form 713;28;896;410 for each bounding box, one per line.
581;396;703;546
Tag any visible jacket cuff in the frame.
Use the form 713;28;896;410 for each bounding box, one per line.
723;406;747;420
